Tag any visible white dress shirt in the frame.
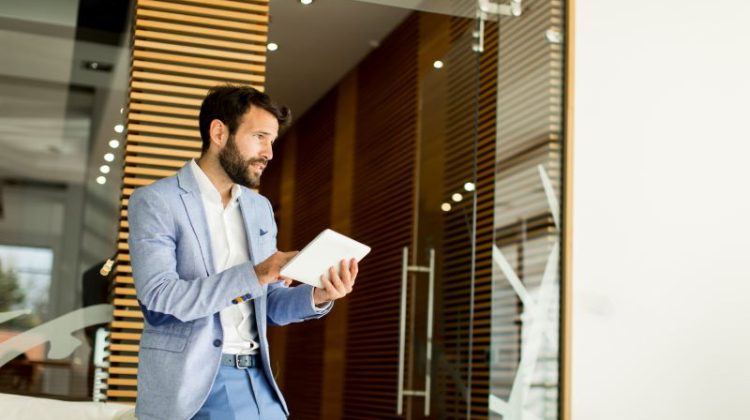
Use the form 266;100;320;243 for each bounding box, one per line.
191;159;260;355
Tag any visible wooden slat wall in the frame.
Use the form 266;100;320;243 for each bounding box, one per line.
281;91;337;419
343;14;419;420
106;0;270;403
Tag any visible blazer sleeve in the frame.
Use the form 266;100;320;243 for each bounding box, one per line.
128;187;265;323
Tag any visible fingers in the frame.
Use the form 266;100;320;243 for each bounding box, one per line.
349;258;359;284
280;276;293;287
328;266;348;296
339;260;353;293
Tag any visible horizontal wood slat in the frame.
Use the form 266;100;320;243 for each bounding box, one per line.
138;0;268;23
134;30;266;53
136;9;267;33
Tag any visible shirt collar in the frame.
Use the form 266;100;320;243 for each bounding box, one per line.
190;159;242;205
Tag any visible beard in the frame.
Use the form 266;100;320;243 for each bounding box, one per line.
218;134;267;189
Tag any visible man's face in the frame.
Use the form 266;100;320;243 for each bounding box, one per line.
218;106;278;189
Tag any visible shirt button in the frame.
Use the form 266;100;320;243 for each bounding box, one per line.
213;339;222;347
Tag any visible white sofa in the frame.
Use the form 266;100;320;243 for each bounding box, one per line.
0;393;135;419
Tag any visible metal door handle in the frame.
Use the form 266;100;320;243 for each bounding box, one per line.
397;247;435;416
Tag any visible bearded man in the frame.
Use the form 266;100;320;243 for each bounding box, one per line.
127;85;358;420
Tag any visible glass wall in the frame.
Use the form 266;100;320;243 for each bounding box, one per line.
0;0;129;400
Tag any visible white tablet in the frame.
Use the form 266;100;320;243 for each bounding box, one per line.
280;229;371;288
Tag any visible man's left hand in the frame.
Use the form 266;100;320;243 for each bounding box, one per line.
313;258;358;306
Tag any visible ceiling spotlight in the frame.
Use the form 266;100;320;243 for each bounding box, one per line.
433;60;444;69
300;0;313;4
441;203;452;212
96;176;106;185
114;124;124;133
83;61;113;72
464;182;475;192
267;42;279;52
452;193;463;202
104;153;115;162
100;165;111;174
109;139;120;148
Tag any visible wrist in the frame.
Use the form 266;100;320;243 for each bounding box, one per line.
313;288;330;306
254;266;268;286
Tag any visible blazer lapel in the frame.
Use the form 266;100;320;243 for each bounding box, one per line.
177;163;215;275
238;194;260;265
239;194;268;336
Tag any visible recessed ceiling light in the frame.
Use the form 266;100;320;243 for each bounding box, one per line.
83;61;113;72
114;124;124;133
109;139;120;148
441;203;452;212
96;176;106;185
104;153;115;162
100;165;111;174
433;60;444;69
464;182;475;192
267;42;278;52
452;193;463;202
300;0;313;4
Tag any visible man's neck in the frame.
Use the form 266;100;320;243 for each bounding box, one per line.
196;157;234;207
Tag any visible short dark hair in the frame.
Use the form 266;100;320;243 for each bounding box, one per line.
198;85;291;154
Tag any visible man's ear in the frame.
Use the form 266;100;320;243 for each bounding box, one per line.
208;119;227;150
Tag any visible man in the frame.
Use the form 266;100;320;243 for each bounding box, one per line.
127;85;358;420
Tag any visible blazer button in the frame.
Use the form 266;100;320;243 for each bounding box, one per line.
213;339;222;347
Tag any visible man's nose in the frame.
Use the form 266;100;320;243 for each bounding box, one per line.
261;142;273;161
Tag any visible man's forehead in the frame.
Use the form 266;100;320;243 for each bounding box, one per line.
239;106;279;132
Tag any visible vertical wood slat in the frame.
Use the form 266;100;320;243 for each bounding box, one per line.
106;0;270;403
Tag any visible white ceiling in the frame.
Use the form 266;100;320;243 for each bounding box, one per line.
265;0;409;117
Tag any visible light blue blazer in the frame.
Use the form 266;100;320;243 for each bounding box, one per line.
127;163;330;420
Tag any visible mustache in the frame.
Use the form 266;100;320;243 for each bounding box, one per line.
247;158;268;166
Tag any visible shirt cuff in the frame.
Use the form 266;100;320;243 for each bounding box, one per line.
310;288;332;313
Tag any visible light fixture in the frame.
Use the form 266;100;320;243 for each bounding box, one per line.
104;153;115;162
267;42;278;51
464;182;475;192
300;0;313;4
452;193;463;202
433;60;444;69
96;176;106;185
83;61;113;72
441;203;452;212
114;124;124;133
109;139;120;148
100;165;111;174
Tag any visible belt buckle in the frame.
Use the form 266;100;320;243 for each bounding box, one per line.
235;354;245;369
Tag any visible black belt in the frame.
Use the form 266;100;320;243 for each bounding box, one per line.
221;353;260;369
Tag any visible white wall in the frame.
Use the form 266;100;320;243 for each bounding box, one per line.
572;1;750;419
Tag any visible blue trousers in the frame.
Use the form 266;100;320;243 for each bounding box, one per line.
192;365;287;420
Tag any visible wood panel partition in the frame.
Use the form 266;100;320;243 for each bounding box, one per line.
106;0;270;402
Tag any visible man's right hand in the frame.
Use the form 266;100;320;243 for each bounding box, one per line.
254;251;298;286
